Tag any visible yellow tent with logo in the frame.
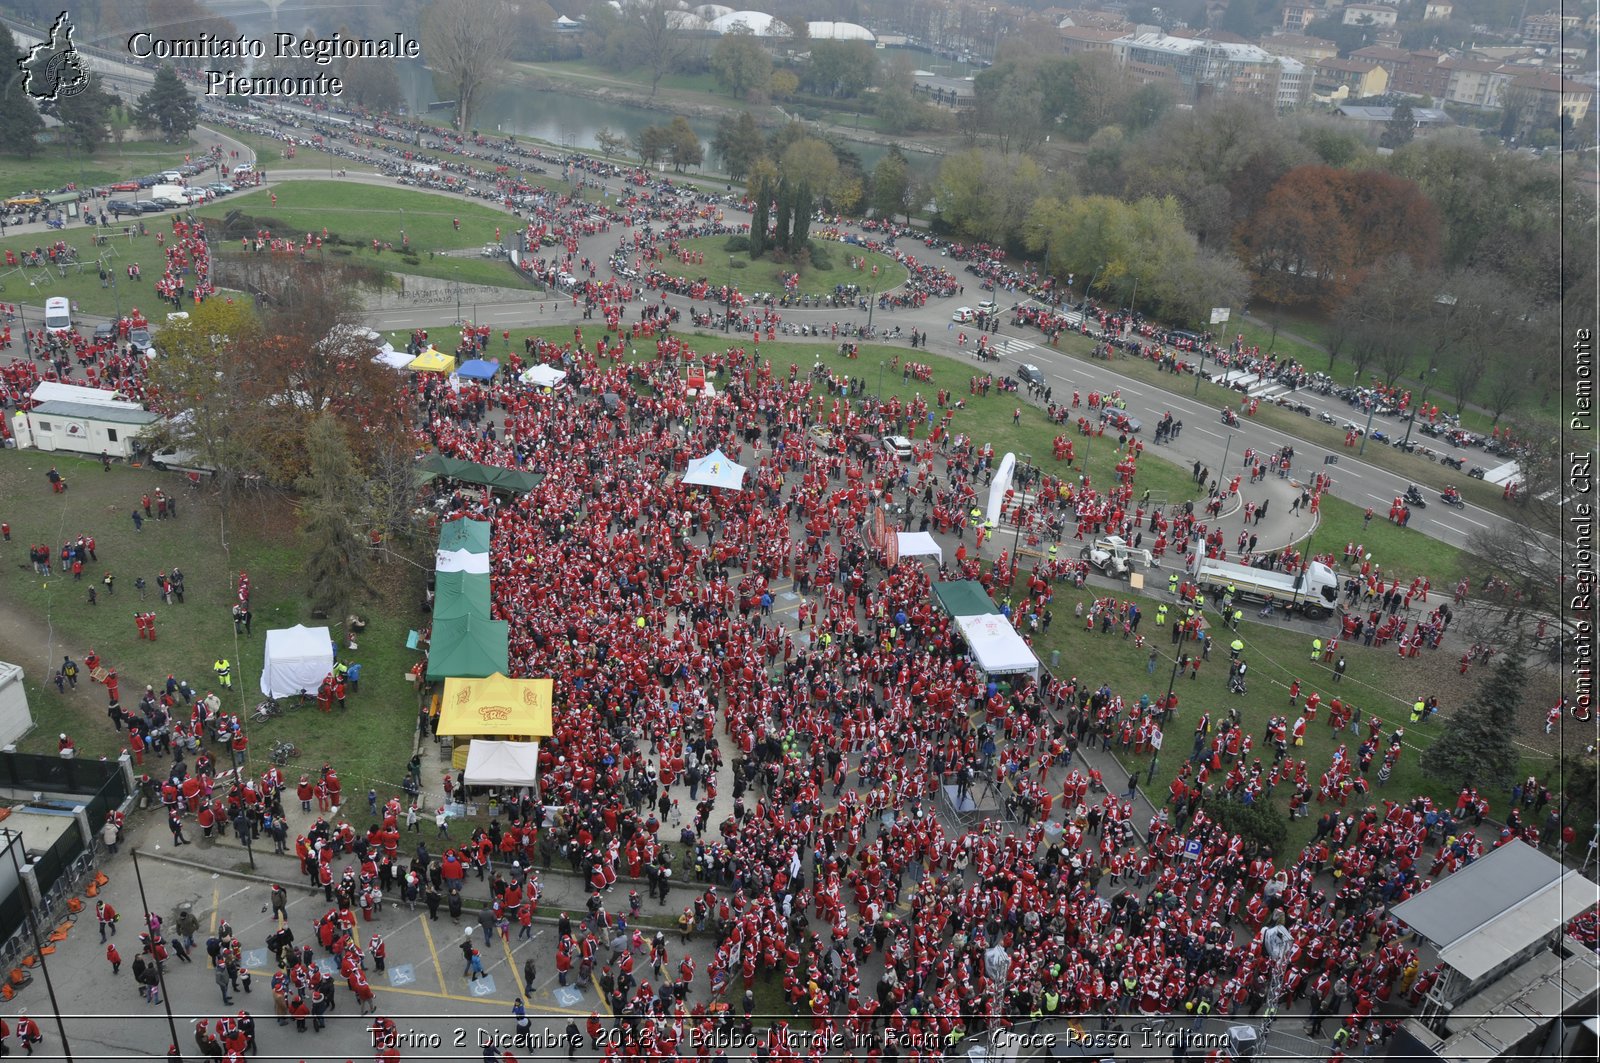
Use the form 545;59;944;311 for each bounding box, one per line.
408;347;457;374
436;673;553;737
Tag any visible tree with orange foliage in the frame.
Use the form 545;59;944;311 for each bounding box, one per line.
1237;165;1441;311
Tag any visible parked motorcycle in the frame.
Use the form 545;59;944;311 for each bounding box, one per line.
1441;456;1465;470
1467;466;1487;479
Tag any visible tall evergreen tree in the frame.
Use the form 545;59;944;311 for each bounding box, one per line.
790;181;812;254
0;24;44;157
749;179;769;258
297;415;370;622
134;64;200;142
49;73;116;154
1421;650;1527;791
773;178;793;257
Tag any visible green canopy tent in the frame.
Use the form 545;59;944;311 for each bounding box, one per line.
433;570;492;621
436;516;491;555
420;454;545;494
932;580;1000;619
425;614;509;681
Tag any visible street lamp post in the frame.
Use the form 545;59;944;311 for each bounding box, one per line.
1357;398;1378;456
3;831;75;1061
132;848;185;1061
877;359;887;400
724;259;733;333
453;267;462;327
1398;366;1438;452
866;287;875;337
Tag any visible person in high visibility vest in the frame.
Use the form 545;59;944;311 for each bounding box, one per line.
214;658;231;689
1311;638;1323;661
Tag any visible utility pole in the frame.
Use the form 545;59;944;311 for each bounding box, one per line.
1398;366;1438;452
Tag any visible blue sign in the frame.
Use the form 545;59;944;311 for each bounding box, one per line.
1182;839;1203;860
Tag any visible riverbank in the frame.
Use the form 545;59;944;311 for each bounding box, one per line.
509;60;959;165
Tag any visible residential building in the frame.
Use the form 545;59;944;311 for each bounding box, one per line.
1423;1;1454;20
1344;4;1399;27
1282;2;1319;32
1521;11;1579;45
1510;70;1592;124
1110;32;1306;110
1315;57;1390;97
1059;25;1126;56
1275;57;1313;110
1351;45;1452;98
1439;56;1517;109
1333;103;1455;140
1264;33;1339;65
1056;9;1134;32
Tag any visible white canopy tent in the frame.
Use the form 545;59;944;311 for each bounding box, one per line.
895;531;943;564
435;547;491;574
259;625;334;698
463;739;541;788
954;613;1040;678
683;449;747;491
373;346;412;370
520;364;568;388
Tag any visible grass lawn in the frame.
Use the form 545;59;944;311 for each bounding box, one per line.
1309;493;1468;589
2;138;212;193
671;235;911;296
1031;579;1561;853
1051;329;1522;517
0;450;425;797
1235;315;1517;437
0;220;205;320
196;181;539;292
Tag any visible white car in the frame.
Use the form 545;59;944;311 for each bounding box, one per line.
951;307;976;323
882;435;913;460
976;299;998;315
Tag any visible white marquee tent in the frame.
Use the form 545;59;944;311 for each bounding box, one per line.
683;448;747;490
463;739;541;788
954;614;1039;678
259;625;334;698
896;531;943;563
520;364;568;388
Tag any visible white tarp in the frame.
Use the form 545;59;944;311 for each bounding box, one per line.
435;548;490;574
683;448;747;490
896;531;943;563
954;613;1039;677
985;452;1016;527
373;344;413;370
520;364;567;388
463;739;541;787
259;624;334;698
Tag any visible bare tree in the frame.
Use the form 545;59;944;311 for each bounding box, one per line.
1462;421;1569;658
624;0;692;98
422;0;515;131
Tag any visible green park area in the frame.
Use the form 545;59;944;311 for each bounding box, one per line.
1028;578;1562;853
0;223;195;321
196;181;535;290
667;234;909;296
0;451;421;792
0;137;212;195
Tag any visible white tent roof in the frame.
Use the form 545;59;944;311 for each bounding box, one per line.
683;448;747;490
954;613;1040;677
30;381;141;409
520;364;568;388
464;739;541;787
896;531;943;563
259;625;334;698
808;20;875;41
435;547;490;574
709;10;787;35
373;343;412;370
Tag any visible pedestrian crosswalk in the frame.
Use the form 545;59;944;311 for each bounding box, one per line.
991;337;1036;357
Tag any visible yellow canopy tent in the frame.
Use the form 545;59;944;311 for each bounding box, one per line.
408;346;457;374
436;673;553;738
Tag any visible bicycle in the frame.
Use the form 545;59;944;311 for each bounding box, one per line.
268;739;300;765
251;698;283;722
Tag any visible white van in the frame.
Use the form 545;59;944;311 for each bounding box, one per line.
43;297;71;333
159;171;184;183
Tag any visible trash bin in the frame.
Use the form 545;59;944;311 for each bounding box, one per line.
1051;650;1061;669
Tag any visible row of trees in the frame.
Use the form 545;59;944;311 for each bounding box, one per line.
748;176;811;259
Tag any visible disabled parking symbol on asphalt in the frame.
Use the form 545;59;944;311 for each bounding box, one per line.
387;964;416;987
469;975;497;997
